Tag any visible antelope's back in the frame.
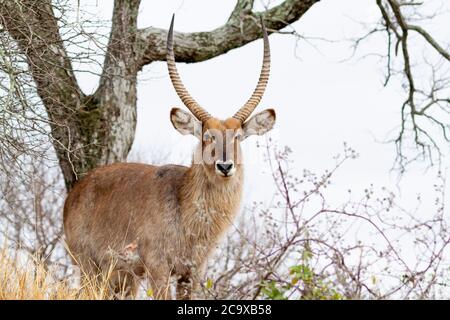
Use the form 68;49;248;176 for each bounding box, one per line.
63;162;188;265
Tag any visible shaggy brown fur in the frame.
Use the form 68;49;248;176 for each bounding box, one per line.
64;111;275;299
64;161;242;299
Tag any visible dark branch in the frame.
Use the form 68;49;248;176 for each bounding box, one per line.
407;24;450;62
374;0;450;171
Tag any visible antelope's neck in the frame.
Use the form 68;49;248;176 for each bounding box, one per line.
179;164;243;247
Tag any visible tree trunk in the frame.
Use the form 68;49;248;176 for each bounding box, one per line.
0;0;317;190
0;0;141;190
78;0;141;187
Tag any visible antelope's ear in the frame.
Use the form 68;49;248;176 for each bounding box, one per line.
170;108;202;138
242;109;276;140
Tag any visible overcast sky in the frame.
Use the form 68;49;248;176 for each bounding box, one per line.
75;0;450;215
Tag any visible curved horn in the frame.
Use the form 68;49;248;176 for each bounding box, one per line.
167;15;211;122
233;17;271;123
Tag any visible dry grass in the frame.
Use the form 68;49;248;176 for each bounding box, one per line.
0;247;118;300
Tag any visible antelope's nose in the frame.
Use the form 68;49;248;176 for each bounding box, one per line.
215;160;235;176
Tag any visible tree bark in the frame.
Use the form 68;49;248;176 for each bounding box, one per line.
136;0;318;66
0;0;318;190
90;0;141;178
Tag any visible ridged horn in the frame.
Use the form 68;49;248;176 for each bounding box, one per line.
167;14;211;122
233;16;271;123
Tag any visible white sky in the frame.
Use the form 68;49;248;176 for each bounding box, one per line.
75;0;450;215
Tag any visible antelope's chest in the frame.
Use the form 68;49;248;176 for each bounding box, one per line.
178;177;243;265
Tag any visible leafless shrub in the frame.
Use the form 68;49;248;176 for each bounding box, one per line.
0;152;68;275
202;140;449;299
1;139;448;299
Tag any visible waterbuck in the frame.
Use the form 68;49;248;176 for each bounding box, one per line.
63;16;276;299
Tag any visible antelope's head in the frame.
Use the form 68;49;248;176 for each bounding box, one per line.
167;15;276;181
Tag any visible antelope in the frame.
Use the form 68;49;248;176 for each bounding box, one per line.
63;15;276;300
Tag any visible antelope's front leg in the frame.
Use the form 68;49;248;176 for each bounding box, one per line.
176;273;193;300
148;274;172;299
145;264;172;300
176;262;207;300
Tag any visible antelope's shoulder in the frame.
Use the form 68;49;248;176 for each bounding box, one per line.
154;164;188;177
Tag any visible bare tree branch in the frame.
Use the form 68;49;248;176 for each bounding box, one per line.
370;0;450;171
0;0;86;188
407;24;450;62
136;0;319;67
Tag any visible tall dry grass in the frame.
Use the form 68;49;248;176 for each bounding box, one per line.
0;247;118;300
